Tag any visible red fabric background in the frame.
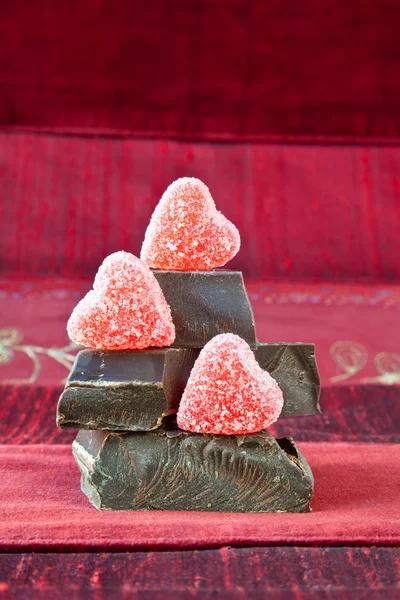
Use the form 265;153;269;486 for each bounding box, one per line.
1;280;399;388
1;443;399;551
2;548;399;599
2;133;400;282
1;1;400;140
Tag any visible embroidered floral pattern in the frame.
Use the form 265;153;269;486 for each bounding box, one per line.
330;341;368;383
362;352;400;385
330;341;400;385
0;327;79;384
0;328;23;365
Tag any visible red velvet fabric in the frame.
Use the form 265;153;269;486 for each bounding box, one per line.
1;1;400;140
1;443;399;551
2;134;400;282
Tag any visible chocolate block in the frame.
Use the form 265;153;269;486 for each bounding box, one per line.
73;429;314;512
56;348;198;431
57;342;320;432
255;343;321;416
152;270;257;347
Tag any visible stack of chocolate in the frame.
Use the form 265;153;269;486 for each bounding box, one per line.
56;178;320;512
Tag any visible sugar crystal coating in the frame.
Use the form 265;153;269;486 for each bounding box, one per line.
177;333;284;435
67;251;175;350
140;177;240;271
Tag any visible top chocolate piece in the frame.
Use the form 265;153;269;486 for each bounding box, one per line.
153;270;256;347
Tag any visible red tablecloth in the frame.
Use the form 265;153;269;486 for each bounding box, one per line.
1;442;399;552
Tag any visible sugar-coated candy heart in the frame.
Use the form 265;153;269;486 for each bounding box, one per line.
67;251;175;350
140;177;240;270
177;333;284;434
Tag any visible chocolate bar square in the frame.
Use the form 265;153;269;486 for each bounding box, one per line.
153;270;257;347
57;347;198;431
73;428;314;512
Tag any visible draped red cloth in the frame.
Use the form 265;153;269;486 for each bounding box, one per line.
1;443;399;552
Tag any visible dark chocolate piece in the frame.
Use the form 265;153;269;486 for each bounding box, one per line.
57;342;320;432
254;343;321;416
152;270;257;347
56;348;198;431
73;429;314;512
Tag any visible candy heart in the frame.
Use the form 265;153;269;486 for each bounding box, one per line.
177;333;283;434
67;251;175;350
140;177;240;271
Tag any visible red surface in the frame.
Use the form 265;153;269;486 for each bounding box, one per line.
2;134;400;282
2;548;399;599
1;443;399;551
1;1;400;140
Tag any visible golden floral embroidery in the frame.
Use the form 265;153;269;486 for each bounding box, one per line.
361;352;400;385
0;327;79;384
330;341;368;383
1;327;399;386
0;328;23;365
330;341;400;385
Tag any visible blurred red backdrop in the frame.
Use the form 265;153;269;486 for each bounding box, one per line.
1;0;400;140
1;0;400;282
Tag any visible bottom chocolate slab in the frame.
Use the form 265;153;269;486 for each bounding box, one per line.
73;429;314;513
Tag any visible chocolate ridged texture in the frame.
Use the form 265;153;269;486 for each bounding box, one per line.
56;343;320;432
73;429;314;512
152;270;257;347
254;343;321;416
56;348;198;431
